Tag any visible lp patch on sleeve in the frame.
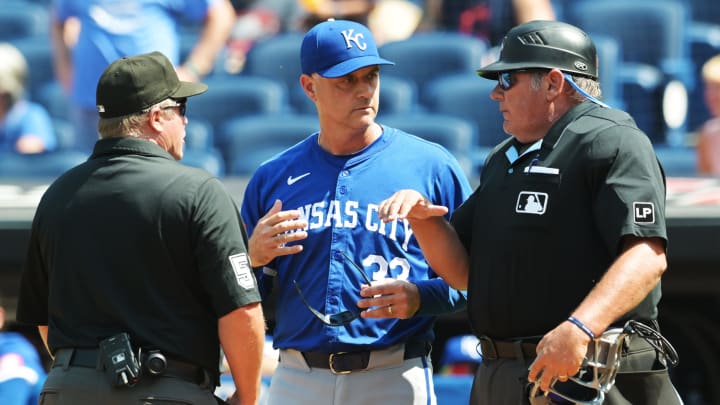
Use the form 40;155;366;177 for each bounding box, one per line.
633;202;655;224
229;253;255;289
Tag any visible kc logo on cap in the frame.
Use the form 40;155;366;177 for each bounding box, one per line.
301;19;394;78
341;29;368;51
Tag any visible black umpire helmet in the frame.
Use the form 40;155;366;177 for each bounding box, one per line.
476;20;598;80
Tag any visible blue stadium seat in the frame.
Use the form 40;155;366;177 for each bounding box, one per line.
37;81;70;121
0;151;87;178
423;73;504;146
380;113;478;178
422;73;506;171
219;114;319;176
591;34;625;110
184;118;215;152
379;32;489;102
686;19;720;132
181;118;225;176
243;33;421;115
0;2;49;41
181;150;225;177
242;33;310;113
567;0;695;145
185;76;289;138
377;75;419;116
654;145;699;178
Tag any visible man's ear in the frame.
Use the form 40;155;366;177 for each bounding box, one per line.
300;74;316;101
148;109;164;132
545;69;566;100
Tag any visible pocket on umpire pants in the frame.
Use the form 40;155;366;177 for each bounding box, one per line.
610;339;681;405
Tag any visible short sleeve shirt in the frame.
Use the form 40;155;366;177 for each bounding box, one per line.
16;137;261;380
451;102;667;338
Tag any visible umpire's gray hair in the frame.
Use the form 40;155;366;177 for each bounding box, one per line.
98;98;177;139
530;72;602;104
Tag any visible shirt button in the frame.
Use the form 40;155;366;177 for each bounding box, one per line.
339;185;347;194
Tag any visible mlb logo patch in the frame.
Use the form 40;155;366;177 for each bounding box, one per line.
516;191;548;215
229;253;255;290
633;202;655;224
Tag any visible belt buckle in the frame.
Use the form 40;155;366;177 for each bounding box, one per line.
329;352;352;375
477;335;498;360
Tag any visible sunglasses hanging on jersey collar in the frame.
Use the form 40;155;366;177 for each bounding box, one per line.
293;250;373;326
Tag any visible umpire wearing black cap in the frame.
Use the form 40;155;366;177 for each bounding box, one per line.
379;20;681;404
16;51;266;404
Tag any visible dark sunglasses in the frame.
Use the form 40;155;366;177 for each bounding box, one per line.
293;250;373;326
162;101;187;117
498;69;547;91
498;71;519;91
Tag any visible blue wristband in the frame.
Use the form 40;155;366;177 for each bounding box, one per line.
567;316;596;340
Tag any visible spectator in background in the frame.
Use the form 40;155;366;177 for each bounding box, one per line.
697;54;720;176
0;293;47;405
50;0;236;153
423;0;555;45
0;43;57;154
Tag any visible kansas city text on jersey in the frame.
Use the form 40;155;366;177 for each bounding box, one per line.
295;199;414;251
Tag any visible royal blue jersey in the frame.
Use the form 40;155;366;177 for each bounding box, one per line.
0;332;47;405
241;126;472;353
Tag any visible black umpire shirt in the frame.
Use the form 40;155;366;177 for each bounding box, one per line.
16;137;261;383
451;102;667;339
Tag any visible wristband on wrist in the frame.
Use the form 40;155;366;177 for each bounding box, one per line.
567;316;596;340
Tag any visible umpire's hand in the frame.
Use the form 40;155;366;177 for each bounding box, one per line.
357;279;421;319
248;199;308;267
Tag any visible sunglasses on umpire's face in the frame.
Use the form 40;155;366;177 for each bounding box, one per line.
498;71;518;91
293;250;373;326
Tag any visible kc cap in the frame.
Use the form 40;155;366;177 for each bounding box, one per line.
476;20;598;80
301;19;394;78
96;51;207;118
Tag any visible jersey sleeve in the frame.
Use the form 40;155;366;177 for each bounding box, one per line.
191;178;261;318
590;126;667;255
414;278;467;317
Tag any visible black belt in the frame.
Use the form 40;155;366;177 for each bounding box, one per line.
300;341;429;374
52;348;210;387
477;336;539;361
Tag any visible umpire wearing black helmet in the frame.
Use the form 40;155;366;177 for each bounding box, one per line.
377;20;682;404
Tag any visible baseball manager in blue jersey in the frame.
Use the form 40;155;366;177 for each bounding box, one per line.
241;19;472;405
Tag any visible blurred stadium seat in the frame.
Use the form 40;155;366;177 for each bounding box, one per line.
185;76;289;138
376;75;419;116
379;32;488;102
180;118;225;176
219;114;319;176
0;1;49;41
242;33;309;113
592;34;625;110
0;151;87;178
380;112;478;178
181;150;225;177
655;145;699;177
567;0;695;146
423;73;506;172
